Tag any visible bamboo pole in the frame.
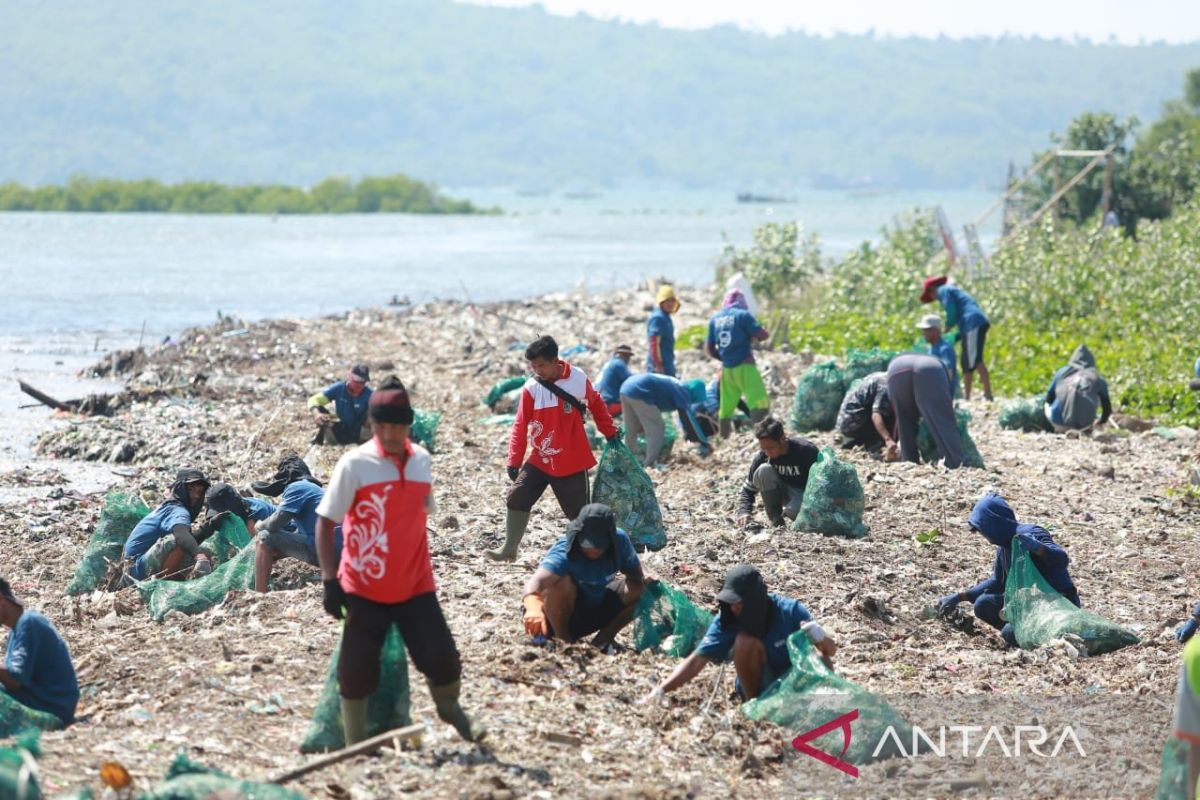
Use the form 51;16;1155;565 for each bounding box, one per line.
270;723;427;784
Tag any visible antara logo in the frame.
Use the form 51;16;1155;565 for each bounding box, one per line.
791;709;859;778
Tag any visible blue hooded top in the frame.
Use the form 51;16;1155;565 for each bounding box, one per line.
963;493;1079;604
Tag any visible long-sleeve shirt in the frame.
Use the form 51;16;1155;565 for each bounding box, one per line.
1045;365;1112;428
737;437;820;515
595;357;632;405
619;373;710;449
936;285;988;334
963;525;1078;603
507;361;617;477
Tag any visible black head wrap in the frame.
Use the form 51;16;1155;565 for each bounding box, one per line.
564;503;617;561
251;455;320;497
204;482;250;521
169;468;210;519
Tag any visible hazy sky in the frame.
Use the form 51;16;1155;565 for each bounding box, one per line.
467;0;1200;44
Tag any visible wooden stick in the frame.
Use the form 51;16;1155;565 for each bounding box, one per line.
17;380;74;412
270;723;426;784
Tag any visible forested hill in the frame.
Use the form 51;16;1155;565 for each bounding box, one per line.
3;0;1198;189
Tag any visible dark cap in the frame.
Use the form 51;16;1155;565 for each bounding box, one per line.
205;482;250;520
175;468;210;486
715;564;765;605
613;344;634;357
349;364;371;383
0;578;23;608
368;376;414;425
567;503;617;553
252;455;319;497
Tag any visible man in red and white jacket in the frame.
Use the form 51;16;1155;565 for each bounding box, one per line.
488;335;618;562
316;377;484;744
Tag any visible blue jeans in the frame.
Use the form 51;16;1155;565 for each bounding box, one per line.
973;593;1016;646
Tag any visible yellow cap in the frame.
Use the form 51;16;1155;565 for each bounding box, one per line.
656;284;680;308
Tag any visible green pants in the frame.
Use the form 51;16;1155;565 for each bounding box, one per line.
719;364;769;419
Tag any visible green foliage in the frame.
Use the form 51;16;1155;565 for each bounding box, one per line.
783;203;1200;425
0;175;490;215
715;222;820;304
675;324;708;351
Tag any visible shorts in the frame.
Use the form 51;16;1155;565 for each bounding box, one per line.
129;536;194;581
961;323;989;372
548;589;626;640
719;364;769;419
257;529;319;566
339;591;462;699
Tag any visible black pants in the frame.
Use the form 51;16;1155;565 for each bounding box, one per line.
339;592;462;699
506;463;589;519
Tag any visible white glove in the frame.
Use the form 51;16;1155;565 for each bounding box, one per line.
639;686;666;706
801;621;826;643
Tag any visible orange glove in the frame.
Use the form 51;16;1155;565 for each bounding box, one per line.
522;593;548;638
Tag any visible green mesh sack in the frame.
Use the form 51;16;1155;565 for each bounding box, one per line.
999;396;1054;433
300;625;412;753
0;731;42;800
410;409;441;453
141;753;302;800
591;439;667;551
917;407;985;468
741;630;910;765
484;376;527;409
0;691;63;739
202;511;253;565
139;516;255;622
789;362;846;432
1155;736;1188;800
842;348;898;385
631;582;713;657
631;414;678;461
584;422;604;450
66;494;149;596
791;448;868;539
1004;546;1140;655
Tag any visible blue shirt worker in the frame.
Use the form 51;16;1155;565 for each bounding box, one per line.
1044;344;1112;432
521;504;645;650
309;364;373;445
201;482;277;561
642;565;837;704
921;276;993;401
705;289;771;437
0;579;79;725
647;285;680;377
250;455;329;593
618;373;712;467
936;493;1078;647
595;344;635;416
916;313;959;395
123;468;220;581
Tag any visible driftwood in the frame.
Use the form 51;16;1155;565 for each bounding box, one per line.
17;380;112;416
18;380;74;412
269;723;426;784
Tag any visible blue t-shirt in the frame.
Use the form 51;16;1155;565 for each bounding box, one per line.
595;357;632;405
322;381;373;436
697;594;813;675
4;610;79;723
936;285;988;333
244;497;278;522
707;308;765;368
646;307;676;376
928;338;959;393
539;529;642;608
278;481;324;543
702;379;720;415
618;373;692;412
123;502;192;562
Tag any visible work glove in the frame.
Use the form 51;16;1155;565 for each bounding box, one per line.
606;426;624;444
1177;618;1199;643
522;593;548;638
936;593;962;617
507;466;520;482
194;511;232;544
638;686;666;706
1013;532;1041;553
322;579;346;620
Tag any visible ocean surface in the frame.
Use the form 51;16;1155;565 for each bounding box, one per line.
0;187;997;470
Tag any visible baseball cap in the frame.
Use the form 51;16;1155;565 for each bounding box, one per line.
715;564;765;605
916;314;943;330
349;364;371;383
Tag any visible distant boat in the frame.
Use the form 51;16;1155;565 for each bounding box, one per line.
736;192;794;204
563;190;601;200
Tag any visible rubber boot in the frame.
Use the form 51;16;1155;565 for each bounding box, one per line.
718;418;734;439
428;680;486;743
340;697;368;746
749;408;769;425
760;488;786;528
486;509;530;562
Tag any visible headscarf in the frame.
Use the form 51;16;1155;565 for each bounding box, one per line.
564;504;617;561
721;289;749;310
204;482;251;521
168;468;210;519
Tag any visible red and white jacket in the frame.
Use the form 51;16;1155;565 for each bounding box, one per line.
316;437;436;604
507;361;617;477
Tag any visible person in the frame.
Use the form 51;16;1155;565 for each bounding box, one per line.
705;289;770;438
251;455;327;593
736;417;819;528
886;353;964;469
123;468;221;581
309;364;373;445
1176;602;1200;643
493;335;619;562
0;578;79;725
921;276;993;401
1170;635;1200;798
916;313;959;395
1044;344;1112;433
641;565;836;704
618;373;712;466
835;371;898;459
204;482;278;528
521;504;645;649
315;377;484;744
1191;357;1200;392
647;285;680;377
595;344;635;417
936;493;1078;647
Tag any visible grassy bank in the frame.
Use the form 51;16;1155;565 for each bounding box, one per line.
0;174;494;214
763;206;1200;425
